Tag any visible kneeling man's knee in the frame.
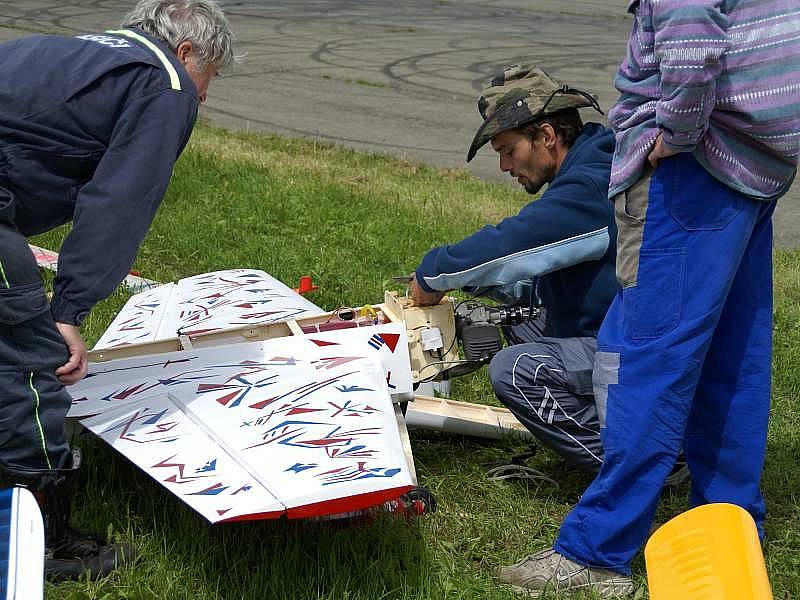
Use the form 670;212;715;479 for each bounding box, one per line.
489;347;523;400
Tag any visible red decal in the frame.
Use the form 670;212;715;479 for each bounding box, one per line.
379;333;401;353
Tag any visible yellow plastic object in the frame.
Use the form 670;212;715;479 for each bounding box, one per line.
358;305;379;321
645;503;772;600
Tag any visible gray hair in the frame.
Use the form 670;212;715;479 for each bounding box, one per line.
121;0;236;70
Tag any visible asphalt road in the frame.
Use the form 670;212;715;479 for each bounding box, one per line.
2;1;798;246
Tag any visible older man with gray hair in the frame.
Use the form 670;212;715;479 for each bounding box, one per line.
0;0;235;581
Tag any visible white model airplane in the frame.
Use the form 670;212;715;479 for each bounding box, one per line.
35;247;531;524
68;269;420;523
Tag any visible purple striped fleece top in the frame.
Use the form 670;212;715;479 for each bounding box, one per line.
608;0;800;200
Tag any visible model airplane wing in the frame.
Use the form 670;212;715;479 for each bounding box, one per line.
90;283;178;349
29;244;159;293
28;244;59;271
94;269;325;350
79;394;286;522
69;333;415;522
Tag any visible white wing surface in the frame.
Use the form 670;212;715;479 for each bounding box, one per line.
93;269;325;350
80;396;285;523
29;244;159;293
92;283;177;349
303;323;414;396
70;336;414;521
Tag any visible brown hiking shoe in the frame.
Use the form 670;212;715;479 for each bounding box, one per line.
496;548;634;598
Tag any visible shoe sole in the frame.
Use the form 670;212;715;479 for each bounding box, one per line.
509;580;635;598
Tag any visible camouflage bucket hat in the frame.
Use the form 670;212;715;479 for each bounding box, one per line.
466;65;602;162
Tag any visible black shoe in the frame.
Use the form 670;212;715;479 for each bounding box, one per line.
1;450;134;582
46;527;135;582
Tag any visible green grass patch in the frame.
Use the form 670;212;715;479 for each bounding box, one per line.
31;124;800;598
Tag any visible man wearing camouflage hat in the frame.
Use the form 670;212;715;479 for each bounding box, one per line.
410;66;618;475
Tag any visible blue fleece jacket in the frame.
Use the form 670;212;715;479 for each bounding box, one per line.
416;123;618;338
0;29;199;325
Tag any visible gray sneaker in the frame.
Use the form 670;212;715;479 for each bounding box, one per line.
495;548;634;598
664;460;690;490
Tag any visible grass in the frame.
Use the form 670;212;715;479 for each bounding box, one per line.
31;123;800;599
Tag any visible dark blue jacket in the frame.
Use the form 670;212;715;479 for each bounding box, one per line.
416;123;618;338
0;29;199;325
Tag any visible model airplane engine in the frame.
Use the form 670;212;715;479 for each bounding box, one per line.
383;292;539;382
454;301;534;363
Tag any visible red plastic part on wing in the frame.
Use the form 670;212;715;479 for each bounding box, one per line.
287;485;414;519
217;508;286;523
215;485;414;523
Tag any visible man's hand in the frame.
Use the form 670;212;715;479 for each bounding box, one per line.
410;276;446;307
54;322;88;385
647;133;681;168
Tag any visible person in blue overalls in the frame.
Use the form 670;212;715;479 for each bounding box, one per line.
495;1;800;596
0;0;235;581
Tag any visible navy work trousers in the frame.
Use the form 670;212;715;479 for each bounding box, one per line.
0;187;72;473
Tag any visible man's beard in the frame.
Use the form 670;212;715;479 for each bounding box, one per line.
524;179;546;195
